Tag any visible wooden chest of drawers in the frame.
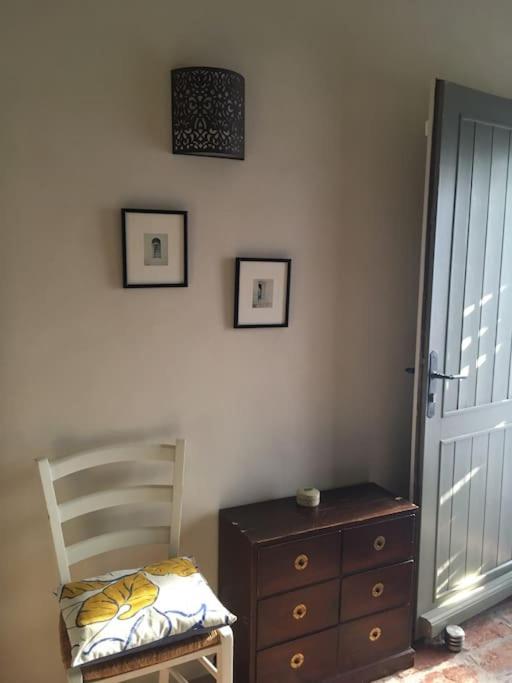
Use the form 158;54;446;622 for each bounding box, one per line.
219;483;418;683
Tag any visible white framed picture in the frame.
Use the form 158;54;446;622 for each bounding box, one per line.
122;209;188;288
234;258;291;328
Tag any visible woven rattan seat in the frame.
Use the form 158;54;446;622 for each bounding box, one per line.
59;615;220;682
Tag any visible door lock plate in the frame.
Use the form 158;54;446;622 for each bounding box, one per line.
427;351;439;418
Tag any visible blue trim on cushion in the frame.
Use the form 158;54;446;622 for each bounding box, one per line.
153;607;173;637
123;614;145;651
161;603;207;621
83;637;126;658
161;603;208;631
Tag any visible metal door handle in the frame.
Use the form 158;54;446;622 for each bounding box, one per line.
427;351;468;418
430;371;467;381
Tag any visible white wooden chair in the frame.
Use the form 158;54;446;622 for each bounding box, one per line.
38;440;233;683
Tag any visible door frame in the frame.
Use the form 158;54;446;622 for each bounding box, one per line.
409;79;440;507
410;79;512;638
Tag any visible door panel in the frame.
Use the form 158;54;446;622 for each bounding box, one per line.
475;128;509;407
443;119;474;414
458;122;492;410
415;81;512;635
434;441;454;596
482;429;505;573
445;121;511;413
494;172;512;402
465;434;488;578
434;430;512;598
448;438;472;590
498;430;512;564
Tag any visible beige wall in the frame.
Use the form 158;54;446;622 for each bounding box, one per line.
2;1;512;681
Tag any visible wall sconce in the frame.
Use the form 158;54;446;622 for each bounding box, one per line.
171;67;245;160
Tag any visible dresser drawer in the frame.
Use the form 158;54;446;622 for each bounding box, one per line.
257;578;340;650
257;533;340;598
257;627;338;683
342;515;414;574
340;560;414;622
338;605;411;671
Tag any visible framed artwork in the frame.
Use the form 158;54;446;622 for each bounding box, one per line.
121;209;188;288
234;258;291;328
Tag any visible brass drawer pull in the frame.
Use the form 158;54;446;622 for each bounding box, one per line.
290;652;305;669
294;554;309;571
292;603;307;620
373;535;386;551
369;626;382;642
371;582;384;598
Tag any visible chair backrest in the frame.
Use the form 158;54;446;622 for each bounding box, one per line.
37;439;185;583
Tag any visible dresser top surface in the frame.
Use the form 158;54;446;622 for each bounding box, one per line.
219;483;417;544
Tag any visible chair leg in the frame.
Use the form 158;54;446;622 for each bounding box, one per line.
67;668;83;683
168;669;188;683
218;626;234;683
158;669;170;683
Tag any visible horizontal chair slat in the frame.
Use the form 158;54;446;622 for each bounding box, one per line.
66;527;170;565
51;444;175;480
59;486;173;522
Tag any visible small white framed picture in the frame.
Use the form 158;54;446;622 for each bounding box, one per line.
234;258;291;328
122;209;188;288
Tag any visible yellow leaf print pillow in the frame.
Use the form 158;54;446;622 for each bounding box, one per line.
59;557;236;666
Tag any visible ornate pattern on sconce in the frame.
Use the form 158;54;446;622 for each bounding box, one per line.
171;67;245;159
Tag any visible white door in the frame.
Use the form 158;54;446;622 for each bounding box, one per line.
413;80;512;637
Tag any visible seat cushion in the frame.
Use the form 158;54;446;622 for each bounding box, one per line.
60;615;220;681
58;557;235;667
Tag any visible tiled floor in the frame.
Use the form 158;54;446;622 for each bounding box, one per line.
381;597;512;682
